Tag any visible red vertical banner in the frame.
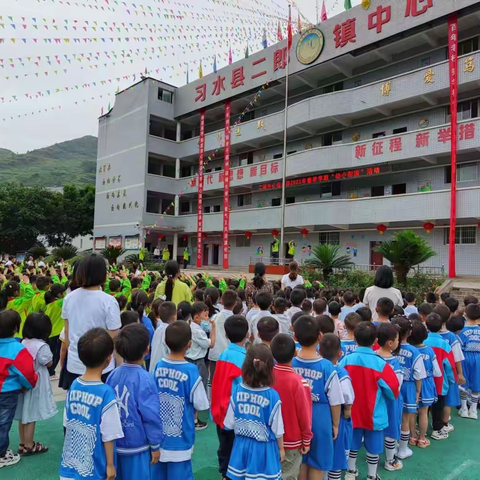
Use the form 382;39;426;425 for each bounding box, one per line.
223;100;231;269
196;109;206;268
448;15;458;278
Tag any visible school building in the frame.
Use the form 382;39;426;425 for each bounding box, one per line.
93;0;480;275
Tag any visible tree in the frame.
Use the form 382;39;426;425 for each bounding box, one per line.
52;245;79;261
42;184;95;247
0;182;54;254
305;243;354;281
101;246;126;265
374;230;436;285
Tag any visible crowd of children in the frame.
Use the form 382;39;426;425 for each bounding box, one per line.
0;256;479;480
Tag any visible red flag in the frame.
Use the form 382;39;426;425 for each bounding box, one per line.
277;21;283;41
287;5;292;50
228;45;232;64
321;0;328;21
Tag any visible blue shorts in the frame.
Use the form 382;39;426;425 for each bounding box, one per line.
351;428;384;455
155;460;193;480
117;451;155;480
332;416;352;471
445;383;460;407
401;382;418;413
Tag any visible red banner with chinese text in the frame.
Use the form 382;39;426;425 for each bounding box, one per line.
223;100;231;269
196;109;205;268
448;15;458;278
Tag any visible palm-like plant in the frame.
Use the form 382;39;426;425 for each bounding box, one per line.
305;243;354;281
101;245;126;265
123;251;153;267
26;245;48;259
374;230;436;285
52;244;78;261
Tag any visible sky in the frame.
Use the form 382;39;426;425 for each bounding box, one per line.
0;0;360;153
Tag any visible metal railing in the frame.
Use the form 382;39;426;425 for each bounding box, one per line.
333;264;446;276
249;257;307;266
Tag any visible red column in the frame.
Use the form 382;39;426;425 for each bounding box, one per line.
196;109;206;268
448;15;458;278
223;101;231;269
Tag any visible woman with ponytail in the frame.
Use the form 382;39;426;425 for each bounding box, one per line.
154;260;192;306
281;261;304;290
245;262;274;309
129;290;154;370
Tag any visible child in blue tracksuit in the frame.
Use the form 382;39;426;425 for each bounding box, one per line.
320;333;355;480
106;324;163;480
152;321;209;480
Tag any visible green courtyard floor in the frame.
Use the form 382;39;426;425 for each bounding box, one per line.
4;408;480;480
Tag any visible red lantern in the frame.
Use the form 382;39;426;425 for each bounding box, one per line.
183;235;188;242
202;232;208;239
245;231;252;240
271;229;279;238
376;224;387;235
300;228;309;238
423;222;435;234
157;234;164;239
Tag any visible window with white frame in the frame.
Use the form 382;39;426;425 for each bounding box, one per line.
444;226;476;245
319;232;340;245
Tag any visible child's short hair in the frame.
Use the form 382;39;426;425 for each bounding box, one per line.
270;334;296;364
313;298;327;315
191;302;208;319
301;299;312;313
440;292;451;303
465;303;480;321
447;315;465;334
165;321;191;353
36;276;52;291
319;333;340;362
343;291;356;306
22;312;52;342
222;289;238;310
121;311;139;328
225;315;249;343
291;311;304;327
237;288;246;302
328;301;341;317
233;297;244;315
0;310;21;338
116;295;128;312
426;292;438;304
433;304;451;324
316;315;335;334
257;317;279;342
159;301;177;323
392;305;405;317
391;315;412;339
131;278;142;289
255;291;273;311
78;328;114;369
194;289;205;302
273;297;287;314
376;297;394;317
376;323;400;347
426;312;443;332
445;297;459;314
345;312;362;332
177;301;192;321
464;295;479;306
405;292;416;304
242;344;274;388
354;322;377;347
290;288;306;307
294;315;319;347
356;307;372;322
418;303;433;317
408;313;422;322
115;323;150;362
109;279;121;293
408;320;428;345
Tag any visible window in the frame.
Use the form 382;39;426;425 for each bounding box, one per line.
421;57;431;67
237;194;252;207
448;99;479;121
180;201;190;214
181;165;192;178
239;152;254;166
158;88;173;103
320;182;341;198
393;127;407;134
354;80;362;87
271;198;281;206
242;111;255;122
178;236;188;248
203;206;210;214
286;197;295;204
372;131;386;138
323;82;344;94
236;236;251;247
273;153;283;159
163;164;175;178
392;183;406;195
444;227;476;245
445;163;477;183
146;191;161;213
458;37;479;56
212;205;221;213
215;167;222;171
319;232;340;245
371;185;385;197
148;156;162;176
287;150;297;155
323;131;342;146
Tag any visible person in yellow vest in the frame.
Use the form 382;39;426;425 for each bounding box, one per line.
288;240;296;259
162;246;170;262
271;238;280;264
183;247;190;270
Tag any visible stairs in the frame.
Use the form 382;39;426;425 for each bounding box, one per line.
448;284;480;304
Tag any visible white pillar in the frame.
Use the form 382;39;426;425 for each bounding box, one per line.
173;232;178;260
176;122;181;142
174;195;179;216
175;158;180;179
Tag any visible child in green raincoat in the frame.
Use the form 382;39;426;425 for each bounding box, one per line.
0;277;34;337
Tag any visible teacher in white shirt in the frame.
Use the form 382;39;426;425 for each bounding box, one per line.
281;261;304;290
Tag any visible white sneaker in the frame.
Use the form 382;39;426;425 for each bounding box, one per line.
443;422;454;433
459;407;470;418
397;447;413;460
431;429;449;440
384;458;403;471
0;450;20;468
469;409;478;420
344;469;359;480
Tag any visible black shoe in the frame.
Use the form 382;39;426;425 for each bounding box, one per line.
195;419;208;431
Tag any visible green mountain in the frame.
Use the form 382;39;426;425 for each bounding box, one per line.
0;136;97;187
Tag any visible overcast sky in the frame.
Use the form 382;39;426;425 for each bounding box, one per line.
1;0;359;153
